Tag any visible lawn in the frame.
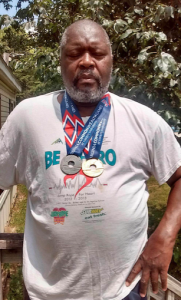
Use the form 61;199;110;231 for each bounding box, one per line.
147;178;181;280
3;185;27;300
147;176;170;235
9;184;27;233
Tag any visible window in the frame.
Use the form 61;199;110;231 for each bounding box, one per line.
9;99;14;114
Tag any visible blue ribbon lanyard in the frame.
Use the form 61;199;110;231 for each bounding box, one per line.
61;91;111;159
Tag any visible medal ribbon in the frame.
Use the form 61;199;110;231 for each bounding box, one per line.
61;91;111;159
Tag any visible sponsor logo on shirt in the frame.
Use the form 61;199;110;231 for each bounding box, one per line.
80;208;103;215
81;207;106;221
50;207;68;225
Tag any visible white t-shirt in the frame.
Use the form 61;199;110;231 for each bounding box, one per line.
0;91;181;300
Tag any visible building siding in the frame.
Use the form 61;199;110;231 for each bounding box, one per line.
0;94;12;128
0;95;1;129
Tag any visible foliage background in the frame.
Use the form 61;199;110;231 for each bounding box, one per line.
0;0;181;127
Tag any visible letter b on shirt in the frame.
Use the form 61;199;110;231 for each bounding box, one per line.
45;151;60;169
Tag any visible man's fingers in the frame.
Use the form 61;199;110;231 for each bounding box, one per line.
160;271;167;291
139;268;150;297
150;269;159;294
126;260;142;286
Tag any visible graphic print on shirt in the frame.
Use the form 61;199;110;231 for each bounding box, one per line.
46;147;116;197
51;138;64;145
49;173;107;197
45;148;116;170
50;207;68;225
64;169;94;197
80;207;106;221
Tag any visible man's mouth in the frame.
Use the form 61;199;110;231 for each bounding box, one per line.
74;73;99;86
78;77;96;84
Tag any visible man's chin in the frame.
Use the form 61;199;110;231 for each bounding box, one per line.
66;86;108;103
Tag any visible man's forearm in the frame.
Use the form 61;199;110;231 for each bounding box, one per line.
126;168;181;297
153;177;181;245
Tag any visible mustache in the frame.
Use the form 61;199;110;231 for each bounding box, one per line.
73;70;101;86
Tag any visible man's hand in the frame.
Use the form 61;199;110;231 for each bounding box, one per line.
126;168;181;297
126;232;174;297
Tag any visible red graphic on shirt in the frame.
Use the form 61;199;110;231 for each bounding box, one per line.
64;169;93;198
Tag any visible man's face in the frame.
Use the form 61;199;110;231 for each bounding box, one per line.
61;23;112;102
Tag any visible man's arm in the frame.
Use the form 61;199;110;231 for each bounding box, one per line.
126;166;181;297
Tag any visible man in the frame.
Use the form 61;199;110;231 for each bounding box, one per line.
0;19;181;300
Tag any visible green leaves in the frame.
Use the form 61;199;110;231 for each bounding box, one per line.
137;31;167;44
138;46;153;64
153;52;180;76
134;6;144;16
165;6;174;21
113;19;127;33
0;0;180;124
155;5;175;22
120;29;133;39
0;0;12;10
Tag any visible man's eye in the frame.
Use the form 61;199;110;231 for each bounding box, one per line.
93;53;105;57
67;53;80;57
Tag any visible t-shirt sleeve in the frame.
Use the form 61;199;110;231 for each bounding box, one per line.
0;114;20;190
151;116;181;185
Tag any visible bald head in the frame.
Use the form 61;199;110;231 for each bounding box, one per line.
60;19;112;55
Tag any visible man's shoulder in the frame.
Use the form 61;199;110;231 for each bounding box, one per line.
109;92;165;135
16;90;61;110
109;92;158;117
2;90;62;130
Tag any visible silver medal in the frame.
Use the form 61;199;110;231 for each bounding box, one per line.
60;155;82;175
82;159;104;178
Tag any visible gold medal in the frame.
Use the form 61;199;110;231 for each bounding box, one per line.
82;159;104;178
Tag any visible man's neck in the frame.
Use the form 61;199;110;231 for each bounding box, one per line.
57;92;99;117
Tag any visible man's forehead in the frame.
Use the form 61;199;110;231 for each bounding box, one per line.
65;22;108;46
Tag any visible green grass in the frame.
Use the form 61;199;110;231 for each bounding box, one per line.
4;185;27;300
147;177;170;235
147;177;181;280
9;185;27;233
7;266;23;300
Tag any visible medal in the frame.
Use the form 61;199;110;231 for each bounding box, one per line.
60;155;82;175
61;91;111;176
82;159;104;178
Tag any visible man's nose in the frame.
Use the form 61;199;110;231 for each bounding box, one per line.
79;52;94;68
